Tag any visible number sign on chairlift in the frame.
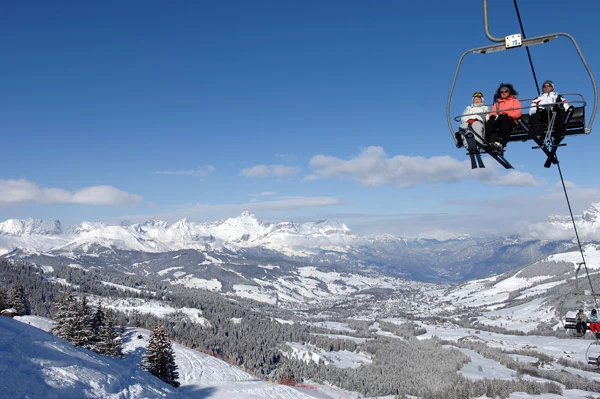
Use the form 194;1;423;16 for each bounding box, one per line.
505;34;522;48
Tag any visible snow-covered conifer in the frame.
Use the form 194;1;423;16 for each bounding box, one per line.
90;303;105;345
50;293;92;347
69;295;94;347
95;309;122;358
71;304;94;348
0;287;8;310
10;282;28;315
51;292;78;341
79;295;92;325
142;325;180;387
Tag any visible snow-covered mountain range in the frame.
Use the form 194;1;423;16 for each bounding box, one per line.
0;211;358;254
2;204;600;283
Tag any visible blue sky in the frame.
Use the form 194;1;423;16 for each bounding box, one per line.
1;0;599;237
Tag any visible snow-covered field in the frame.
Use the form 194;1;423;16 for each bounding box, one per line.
418;320;596;366
84;297;210;326
167;275;223;291
284;342;372;369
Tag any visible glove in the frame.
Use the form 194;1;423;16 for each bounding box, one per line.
467;118;478;125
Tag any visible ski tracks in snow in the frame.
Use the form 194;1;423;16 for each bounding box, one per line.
173;342;320;398
126;328;322;398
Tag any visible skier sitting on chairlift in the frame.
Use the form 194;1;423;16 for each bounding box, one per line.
576;309;588;337
589;309;600;338
485;83;522;151
529;80;570;141
459;91;490;146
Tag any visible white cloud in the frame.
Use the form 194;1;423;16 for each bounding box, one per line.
240;164;300;178
556;179;575;189
249;192;277;197
0;179;142;206
440;182;600;239
307;146;542;188
154;165;215;176
480;170;545;187
194;196;340;212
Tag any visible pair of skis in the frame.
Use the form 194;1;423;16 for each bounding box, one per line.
459;127;513;169
525;105;574;168
460;105;574;169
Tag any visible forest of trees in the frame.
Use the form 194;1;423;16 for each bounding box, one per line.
0;257;597;398
52;292;123;358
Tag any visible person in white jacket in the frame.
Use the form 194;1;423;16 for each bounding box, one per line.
460;91;489;145
529;80;570;140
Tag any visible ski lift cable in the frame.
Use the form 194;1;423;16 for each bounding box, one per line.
511;0;540;95
510;0;597;306
556;159;597;307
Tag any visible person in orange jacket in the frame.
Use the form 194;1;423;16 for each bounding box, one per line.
485;83;522;151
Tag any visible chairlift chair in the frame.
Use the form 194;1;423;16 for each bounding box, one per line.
447;0;598;169
586;341;600;367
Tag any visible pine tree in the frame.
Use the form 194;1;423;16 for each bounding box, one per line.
71;297;94;348
80;295;92;325
142;325;180;387
64;295;93;348
52;292;78;341
90;303;106;346
10;282;28;315
95;309;122;358
51;293;93;348
0;287;8;310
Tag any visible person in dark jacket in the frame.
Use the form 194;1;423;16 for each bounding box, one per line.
528;80;571;141
576;309;588;337
485;83;522;151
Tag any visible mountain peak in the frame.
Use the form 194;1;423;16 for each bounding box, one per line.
582;202;600;223
299;219;353;236
239;210;256;218
0;218;62;236
71;221;106;234
220;212;263;227
141;219;169;228
171;218;192;231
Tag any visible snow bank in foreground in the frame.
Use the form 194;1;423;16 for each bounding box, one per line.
0;316;182;399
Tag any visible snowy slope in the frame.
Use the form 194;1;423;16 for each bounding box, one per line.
125;328;320;399
441;244;600;310
5;316;391;399
0;316;183;399
8;311;600;399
